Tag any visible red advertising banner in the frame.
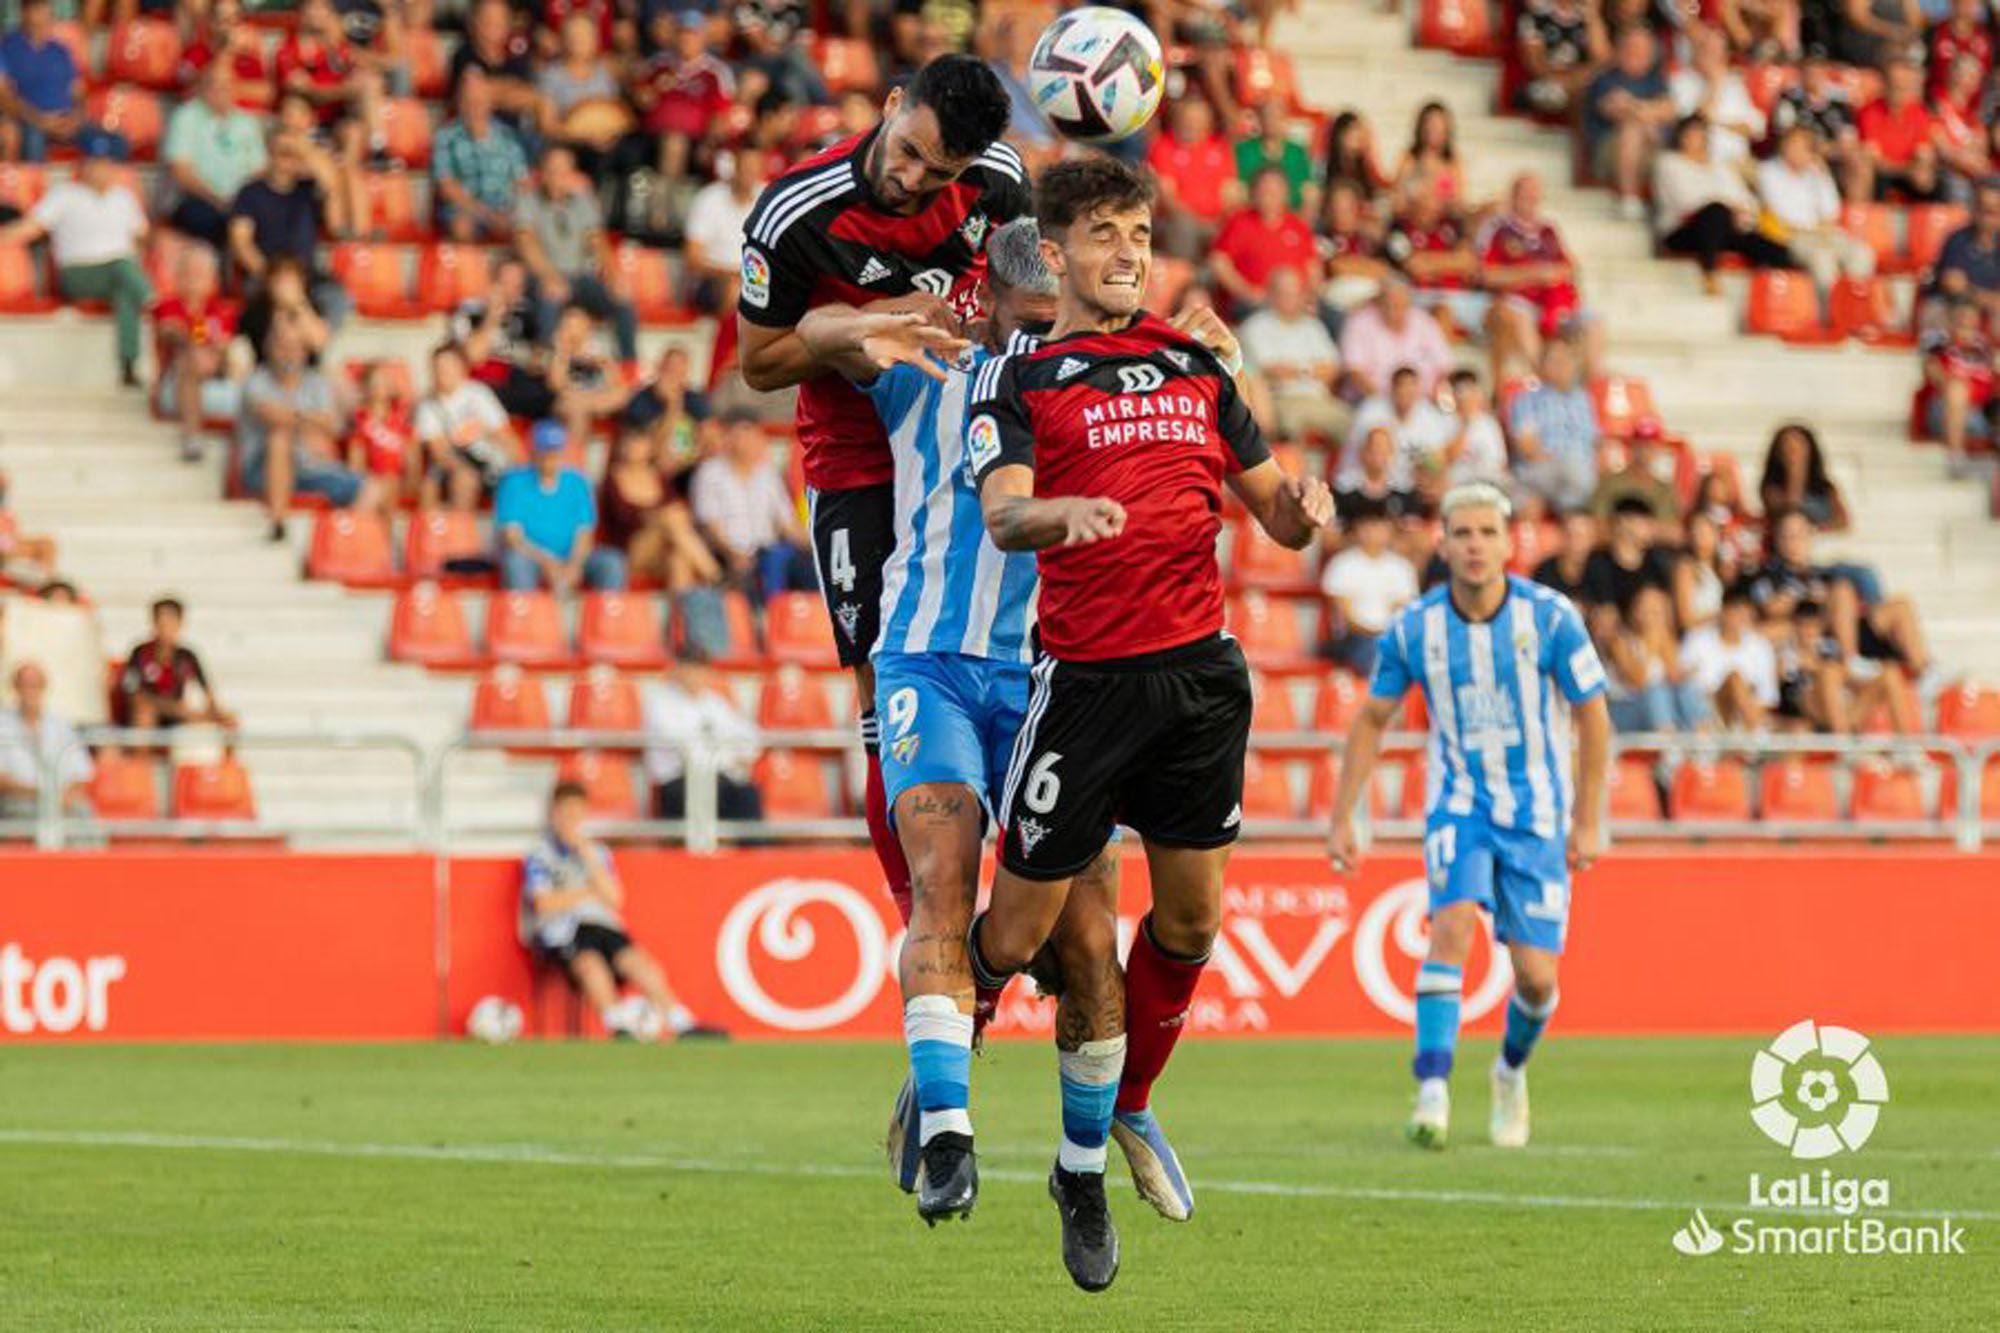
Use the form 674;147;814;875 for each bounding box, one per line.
3;848;1997;1041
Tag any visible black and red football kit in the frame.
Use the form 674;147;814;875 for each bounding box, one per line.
738;128;1029;664
969;311;1271;879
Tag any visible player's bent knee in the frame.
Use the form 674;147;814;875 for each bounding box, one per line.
1149;899;1222;959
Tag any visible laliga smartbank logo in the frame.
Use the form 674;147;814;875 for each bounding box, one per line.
1669;1021;1967;1259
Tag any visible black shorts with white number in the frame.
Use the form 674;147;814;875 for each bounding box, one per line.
807;482;896;668
998;635;1254;881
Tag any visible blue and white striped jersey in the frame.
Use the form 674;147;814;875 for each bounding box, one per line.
862;332;1040;664
1369;576;1607;839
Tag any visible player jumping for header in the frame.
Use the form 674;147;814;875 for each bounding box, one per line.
961;156;1334;1292
1325;481;1612;1151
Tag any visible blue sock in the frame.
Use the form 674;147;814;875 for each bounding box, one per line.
1501;990;1559;1070
904;995;973;1144
1057;1035;1126;1174
1412;961;1462;1082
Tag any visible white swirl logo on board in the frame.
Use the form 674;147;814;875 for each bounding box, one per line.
1351;878;1513;1024
715;879;889;1031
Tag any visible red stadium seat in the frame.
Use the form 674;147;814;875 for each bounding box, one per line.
470;665;552;734
306;509;396;587
607;242;686;325
416;243;494;313
1906;204;1969;273
1251;670;1301;732
362;171;428;243
89;753;160;821
577;592;667;668
566;667;644;736
1826;276;1909;347
758;665;835;733
404;509;488;582
813;36;883;95
1935;682;2000;738
1314;671;1367;733
1588;375;1662;438
1230;514;1318;592
1850;761;1928;822
407;25;449;99
388;582;481;668
1938;757;2000;820
1757;757;1839;823
1839;203;1902;271
172;757;257;821
0;163;47;214
753;750;836;819
85;86;163;159
1228;591;1318;673
1388;757;1428;819
0;244;57;314
106;19;183;89
765;591;839;669
380;97;434;167
485;590;571;668
1745;270;1838;344
557;751;641;820
1743;63;1798;116
1239;752;1298;820
1669;758;1752;822
1146;256;1196;315
1234;48;1303;110
1415;0;1499;56
332;243;423;319
1507;519;1561;575
1306;754;1386;819
675;590;762;668
1606;753;1662;821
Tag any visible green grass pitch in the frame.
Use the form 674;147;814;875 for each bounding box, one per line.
1;1037;1993;1330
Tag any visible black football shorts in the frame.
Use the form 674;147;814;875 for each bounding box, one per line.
807;482;896;668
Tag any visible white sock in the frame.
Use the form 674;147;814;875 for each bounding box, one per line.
904;995;975;1146
920;1108;974;1143
664;1003;695;1035
1056;1035;1127;1175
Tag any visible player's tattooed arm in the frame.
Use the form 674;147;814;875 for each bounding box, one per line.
797;303;972;385
980;467;1128;551
1227;459;1335;550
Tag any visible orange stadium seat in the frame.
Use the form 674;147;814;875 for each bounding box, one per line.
1746;270;1838;344
404;509;486;582
1850;762;1928;822
470;666;552;735
89;753;160;821
1839;203;1902;271
1906;204;1968;273
1145;256;1196;314
1508;519;1561;575
1416;0;1498;55
106;19;183;89
416;243;494;313
1606;754;1662;821
1228;590;1318;673
380;97;434;167
754;750;836;820
1669;758;1751;822
388;582;481;668
172;757;256;821
675;590;761;668
765;590;840;669
1935;682;2000;738
758;665;835;733
1826;276;1908;346
485;590;572;668
0;244;57;314
363;172;428;243
1314;671;1367;733
577;591;668;668
1239;752;1298;821
608;242;685;325
814;36;883;95
1234;48;1303;110
1306;754;1386;819
1938;757;2000;821
1251;670;1300;733
566;668;644;736
0;163;47;213
407;25;450;99
1757;757;1839;823
1230;514;1318;592
1743;63;1797;115
557;751;642;820
332;243;422;319
1387;757;1428;819
85;86;163;159
307;509;396;587
1588;375;1662;438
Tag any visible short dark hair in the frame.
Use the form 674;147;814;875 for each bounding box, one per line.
904;54;1012;160
1034;155;1158;235
1390;365;1419;386
551;780;588;806
1612;495;1655;518
432;340;467;366
151;597;185;619
1448;369;1481;393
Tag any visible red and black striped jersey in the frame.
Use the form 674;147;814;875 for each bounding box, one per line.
969;312;1270;663
738;129;1031;491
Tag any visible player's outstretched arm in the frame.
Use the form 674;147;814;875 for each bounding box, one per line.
978;465;1126;551
1227;459;1336;550
797;303;972;385
739;292;962;392
1569;693;1611;872
1326;696;1399;875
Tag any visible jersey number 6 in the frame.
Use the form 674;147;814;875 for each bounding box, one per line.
1023;752;1063;814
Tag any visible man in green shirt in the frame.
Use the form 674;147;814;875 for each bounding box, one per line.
163;64;270;248
1234;102;1316;214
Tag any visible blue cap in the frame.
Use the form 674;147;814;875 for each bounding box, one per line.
78;129;122;161
531;420;568;453
677;8;706;28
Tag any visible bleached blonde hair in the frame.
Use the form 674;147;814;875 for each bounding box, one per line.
1440;481;1515;524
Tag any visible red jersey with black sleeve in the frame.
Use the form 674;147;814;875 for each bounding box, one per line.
968;311;1271;662
737;129;1030;491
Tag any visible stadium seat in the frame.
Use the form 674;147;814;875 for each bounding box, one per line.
404;509;487;582
757;665;835;734
1507;519;1561;575
363;172;428;243
1306;754;1386;819
1839;203;1902;271
1743;63;1797;115
608;242;685;325
1669;758;1752;823
388;582;481;668
1850;762;1928;822
50;21;90;83
557;751;641;820
1313;671;1366;733
1234;48;1304;110
1239;752;1298;821
1251;671;1301;733
675;590;761;668
1827;277;1909;347
0;163;46;214
306;509;396;587
89;752;160;821
1935;682;2000;738
1415;0;1500;56
1746;270;1838;343
1588;375;1661;439
1757;757;1839;823
1230;514;1318;592
380;97;434;167
1228;591;1318;673
1606;753;1663;821
106;19;183;89
1906;204;1969;273
332;243;423;320
416;244;494;313
485;590;572;669
577;591;667;669
172;757;257;821
84;86;163;160
470;665;552;734
407;25;450;98
765;590;839;669
1937;757;2000;821
1146;256;1196;314
814;36;883;94
566;667;644;737
1389;757;1429;819
753;750;836;820
0;244;57;314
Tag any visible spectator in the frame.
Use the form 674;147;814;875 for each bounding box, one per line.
164;63;270;249
1514;0;1608;116
1510;339;1602;514
117;597;236;731
1477;172;1605;379
598;426;722;591
1759;422;1854;528
734;0;829;107
451;0;541;138
451;252;544;387
1930;0;1991;98
0;0;89;163
1771;48;1867;200
632;8;737;193
1590;426;1683;532
623;343;711;456
414;341;515;512
180;0;272;113
1338;277;1454;398
1533;510;1601;604
1668;24;1766;166
1322;109;1391;200
535;11;635;173
238;256;333;370
1317;179;1392;311
154;244;243;462
641;663;766;821
1319;502;1418;674
1746;508;1938;698
1387;179;1491;347
494;302;628;446
0;662;90;822
988;11;1058;161
1680;588;1777;730
228;128;353;328
1442;370;1512;488
1922;299;1997;472
689;408;816;601
682;147;769;315
495;421;628;593
516;145;639;362
1676;508;1738;632
1583;495;1679;625
432;68;531;244
276;0;366;127
1602;591;1712;733
347;360;417;515
1586;24;1675;219
1839;0;1924;70
1931;53;1990;201
1653;115;1797;294
1236;101;1317;213
1335;425;1429;526
1212;166;1323;319
1393;102;1466;214
523;780;723;1040
1239;266;1348;443
272;88;368;247
240;320;377;540
1856;57;1941;202
0;134;151;388
1147;97;1239;258
1928;177;2000;323
1344;365;1459;495
1758;125;1880;297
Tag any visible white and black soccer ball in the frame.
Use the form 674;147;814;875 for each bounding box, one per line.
1028;7;1167;144
466;995;525;1044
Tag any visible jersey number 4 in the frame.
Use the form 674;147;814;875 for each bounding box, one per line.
828;528;856;594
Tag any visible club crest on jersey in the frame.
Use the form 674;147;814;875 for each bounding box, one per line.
967;413;1003;477
1056;356;1089;381
740;246;772;309
1117;364;1165;394
857;255;891;285
834;601;862;642
959;212;989;250
911;268;952;297
890;732;921;766
1016;816;1051;855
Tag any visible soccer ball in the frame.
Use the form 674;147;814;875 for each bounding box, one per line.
606;996;665;1042
1028;7;1167;144
466;996;524;1044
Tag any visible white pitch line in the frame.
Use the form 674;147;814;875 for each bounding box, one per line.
0;1129;1992;1224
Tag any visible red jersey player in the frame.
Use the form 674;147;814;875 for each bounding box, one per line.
736;55;1026;922
963;157;1332;1293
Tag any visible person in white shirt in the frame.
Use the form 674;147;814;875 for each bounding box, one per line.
641;661;766;820
0;132;150;385
1340;365;1458;492
1319;505;1420;675
1441;369;1512;489
1653;115;1796;294
681;146;768;314
1238;265;1350;443
1668;23;1765;166
689;409;816;601
1679;589;1779;730
415;342;518;512
0;661;93;821
1757;124;1879;295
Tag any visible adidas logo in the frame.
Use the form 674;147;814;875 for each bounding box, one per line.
857;256;892;285
1223;803;1242;829
1056;357;1089;381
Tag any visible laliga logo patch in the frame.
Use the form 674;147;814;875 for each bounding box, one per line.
966;413;1003;476
1117;364;1164;394
741;246;772;309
